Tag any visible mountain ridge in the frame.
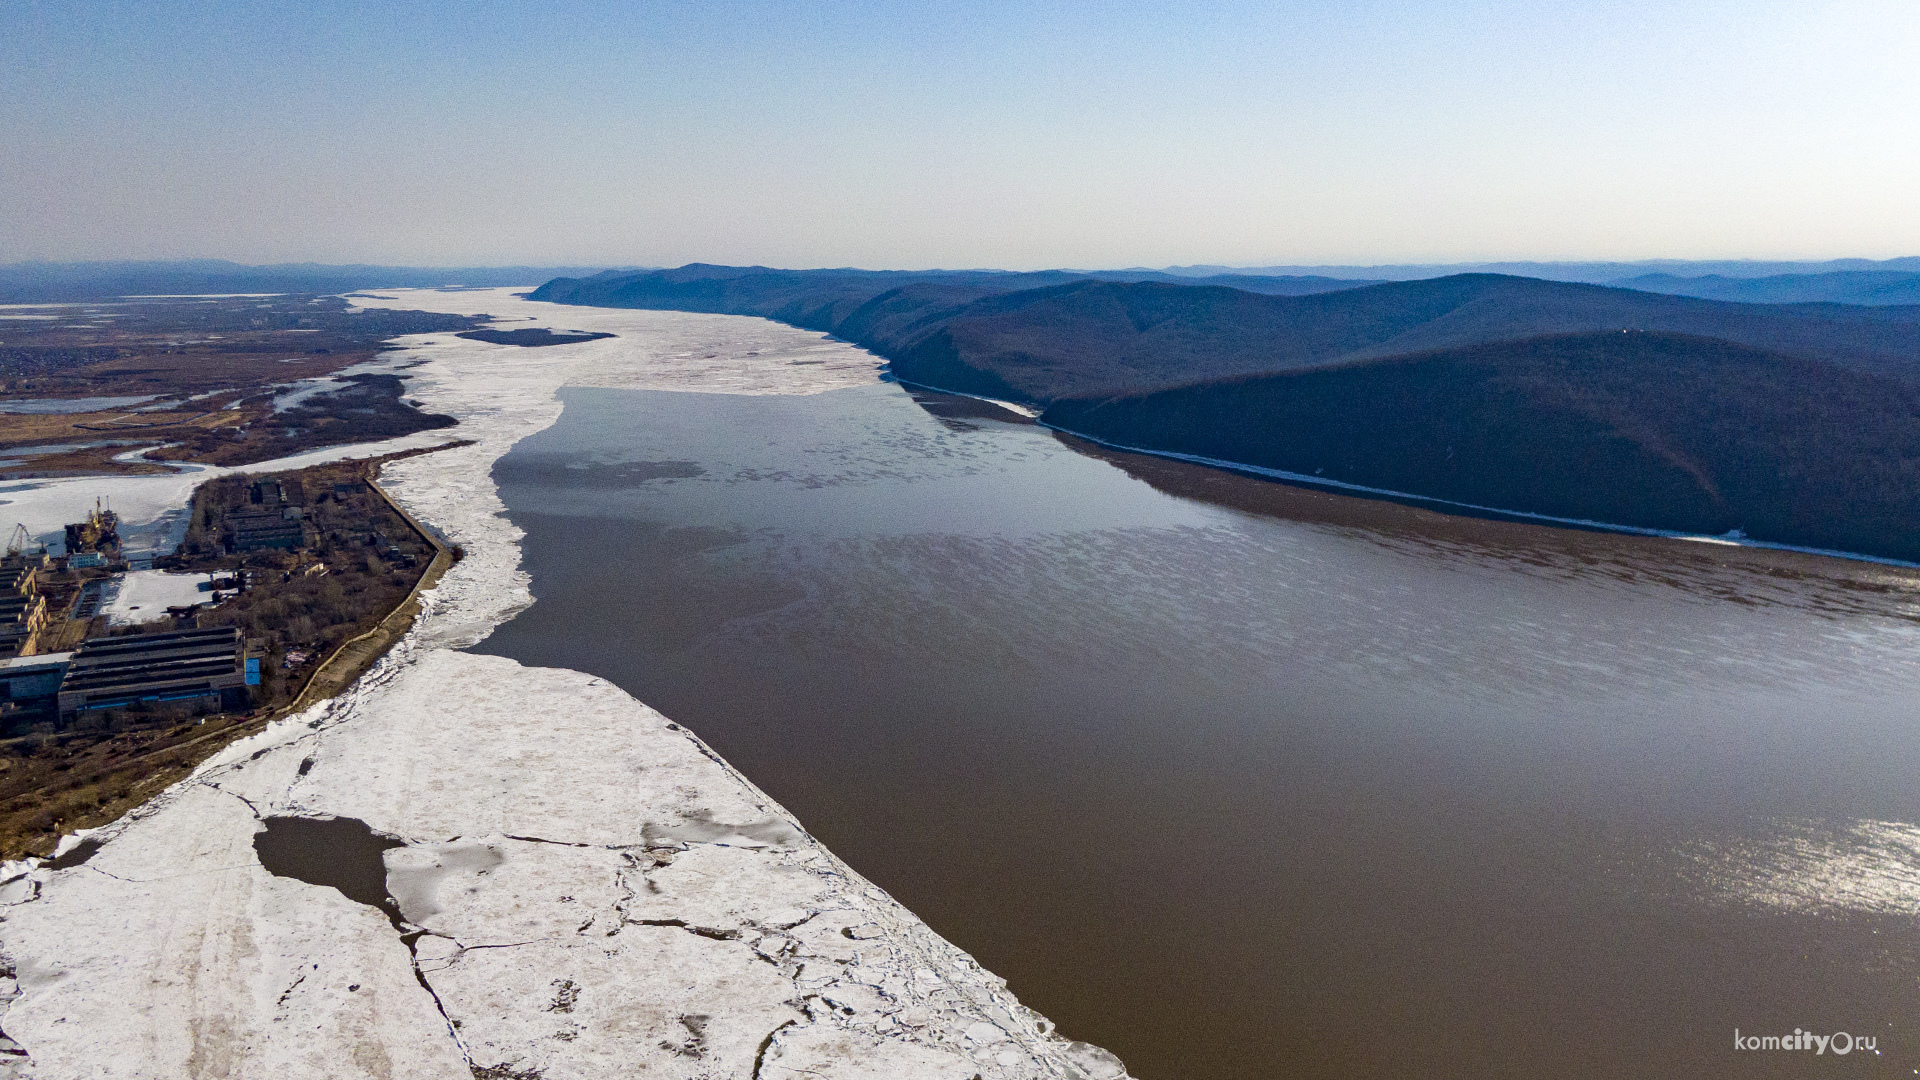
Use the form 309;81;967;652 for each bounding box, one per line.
537;266;1920;402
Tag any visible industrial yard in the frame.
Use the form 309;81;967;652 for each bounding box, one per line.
0;448;452;858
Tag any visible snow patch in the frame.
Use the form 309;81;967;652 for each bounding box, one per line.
98;569;219;625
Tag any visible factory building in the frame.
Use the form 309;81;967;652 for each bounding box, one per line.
0;566;48;658
224;480;309;552
56;626;256;723
0;651;73;732
228;508;307;551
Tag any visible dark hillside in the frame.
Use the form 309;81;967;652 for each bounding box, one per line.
893;275;1920;402
1043;332;1920;561
532;265;1087;341
538;265;1920;561
888;278;1488;400
1086;272;1387;295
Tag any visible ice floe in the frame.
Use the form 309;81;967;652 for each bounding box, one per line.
0;289;1128;1080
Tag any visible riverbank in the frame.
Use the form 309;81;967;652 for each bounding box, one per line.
0;290;1130;1080
0;447;461;863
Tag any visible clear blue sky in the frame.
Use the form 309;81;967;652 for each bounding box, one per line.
3;1;1915;269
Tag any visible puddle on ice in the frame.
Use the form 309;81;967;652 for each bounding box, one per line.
253;816;405;915
385;841;505;924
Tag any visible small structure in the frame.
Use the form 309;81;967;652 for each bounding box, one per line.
56;626;253;724
2;525;49;567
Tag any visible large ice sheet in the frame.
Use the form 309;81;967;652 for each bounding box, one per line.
0;291;1127;1080
350;287;887;398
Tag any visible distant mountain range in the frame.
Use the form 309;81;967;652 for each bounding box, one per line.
1615;270;1920;306
534;265;1920;397
1154;258;1920;306
0;260;636;302
1156;256;1920;286
13;256;1920;306
535;263;1920;561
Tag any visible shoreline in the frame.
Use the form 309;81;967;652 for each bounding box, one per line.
0;442;473;862
884;372;1920;571
0;290;1131;1080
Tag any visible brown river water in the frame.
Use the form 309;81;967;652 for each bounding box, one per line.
475;382;1920;1079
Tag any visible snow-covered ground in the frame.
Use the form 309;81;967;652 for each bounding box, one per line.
0;289;1129;1080
97;569;220;626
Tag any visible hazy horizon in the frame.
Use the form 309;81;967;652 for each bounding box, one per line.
7;255;1920;280
5;1;1917;269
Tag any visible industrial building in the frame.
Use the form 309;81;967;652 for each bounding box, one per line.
55;626;256;723
0;566;48;658
224;480;309;552
228;508;307;552
0;651;73;732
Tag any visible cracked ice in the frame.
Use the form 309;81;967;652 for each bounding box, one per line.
0;290;1129;1080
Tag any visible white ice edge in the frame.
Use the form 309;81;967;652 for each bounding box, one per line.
0;288;1128;1080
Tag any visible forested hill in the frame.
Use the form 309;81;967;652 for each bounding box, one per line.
533;265;1920;403
1042;332;1920;560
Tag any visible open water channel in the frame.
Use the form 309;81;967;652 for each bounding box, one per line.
477;379;1920;1079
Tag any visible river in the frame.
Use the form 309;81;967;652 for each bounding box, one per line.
474;378;1920;1079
